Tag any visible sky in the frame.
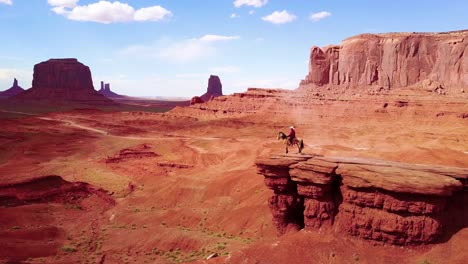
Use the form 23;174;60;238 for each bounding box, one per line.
0;0;467;97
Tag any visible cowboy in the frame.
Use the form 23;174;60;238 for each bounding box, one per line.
287;126;296;144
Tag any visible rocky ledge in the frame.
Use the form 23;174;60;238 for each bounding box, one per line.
256;154;468;245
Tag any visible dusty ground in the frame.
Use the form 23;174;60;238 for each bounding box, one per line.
0;89;467;264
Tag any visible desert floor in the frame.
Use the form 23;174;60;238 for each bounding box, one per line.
0;92;467;264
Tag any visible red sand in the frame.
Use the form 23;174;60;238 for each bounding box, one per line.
0;88;467;263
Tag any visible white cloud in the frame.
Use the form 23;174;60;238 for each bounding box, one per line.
134;6;172;22
234;0;268;8
158;39;216;63
210;66;240;74
49;1;172;24
121;35;240;63
230;13;239;18
199;35;240;42
262;10;296;24
309;11;331;22
248;10;255;15
48;0;77;8
0;0;12;5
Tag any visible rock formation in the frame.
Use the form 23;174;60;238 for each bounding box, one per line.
190;96;204;105
98;81;124;98
200;75;223;102
0;78;25;97
300;30;468;93
13;58;112;104
256;154;468;245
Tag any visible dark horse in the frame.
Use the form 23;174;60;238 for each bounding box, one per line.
277;132;304;154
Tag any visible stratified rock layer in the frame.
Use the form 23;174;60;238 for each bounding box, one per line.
256;154;468;245
14;59;112;104
301;30;468;93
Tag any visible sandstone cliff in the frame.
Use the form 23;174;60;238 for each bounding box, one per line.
14;59;112;104
256;154;468;245
301;30;468;93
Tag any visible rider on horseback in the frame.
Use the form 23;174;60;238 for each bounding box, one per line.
287;126;296;144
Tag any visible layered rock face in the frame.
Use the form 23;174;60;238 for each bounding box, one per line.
0;78;25;97
256;154;468;245
301;30;468;92
14;59;112;104
200;75;223;101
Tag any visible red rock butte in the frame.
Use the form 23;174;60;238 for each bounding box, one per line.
14;58;112;104
301;30;468;94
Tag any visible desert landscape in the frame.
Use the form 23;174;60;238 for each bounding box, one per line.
1;1;467;264
0;29;467;263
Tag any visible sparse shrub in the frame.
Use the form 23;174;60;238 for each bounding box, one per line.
61;246;77;253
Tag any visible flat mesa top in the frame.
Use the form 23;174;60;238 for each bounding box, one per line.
256;154;468;196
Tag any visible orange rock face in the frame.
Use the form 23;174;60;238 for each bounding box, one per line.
301;30;468;92
256;154;468;245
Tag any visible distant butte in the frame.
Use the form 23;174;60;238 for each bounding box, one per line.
98;81;124;98
202;75;224;100
13;58;113;104
0;78;25;98
190;75;224;105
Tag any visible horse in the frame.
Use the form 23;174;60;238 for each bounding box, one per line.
277;131;304;154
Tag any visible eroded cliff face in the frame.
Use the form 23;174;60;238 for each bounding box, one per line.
301;30;468;92
256;154;468;245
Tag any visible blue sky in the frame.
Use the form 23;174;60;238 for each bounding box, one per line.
0;0;467;97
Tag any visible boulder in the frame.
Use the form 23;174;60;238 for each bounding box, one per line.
190;96;204;105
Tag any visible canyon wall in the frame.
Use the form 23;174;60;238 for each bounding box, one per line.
301;30;468;92
256;154;468;245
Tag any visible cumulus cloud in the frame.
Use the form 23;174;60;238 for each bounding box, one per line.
262;10;296;24
48;0;78;8
121;35;240;63
230;13;239;19
49;1;172;23
309;11;331;22
234;0;268;8
199;35;240;42
0;0;12;5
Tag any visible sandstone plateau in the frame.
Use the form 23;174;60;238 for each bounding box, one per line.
301;30;468;94
0;78;25;98
13;59;112;104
